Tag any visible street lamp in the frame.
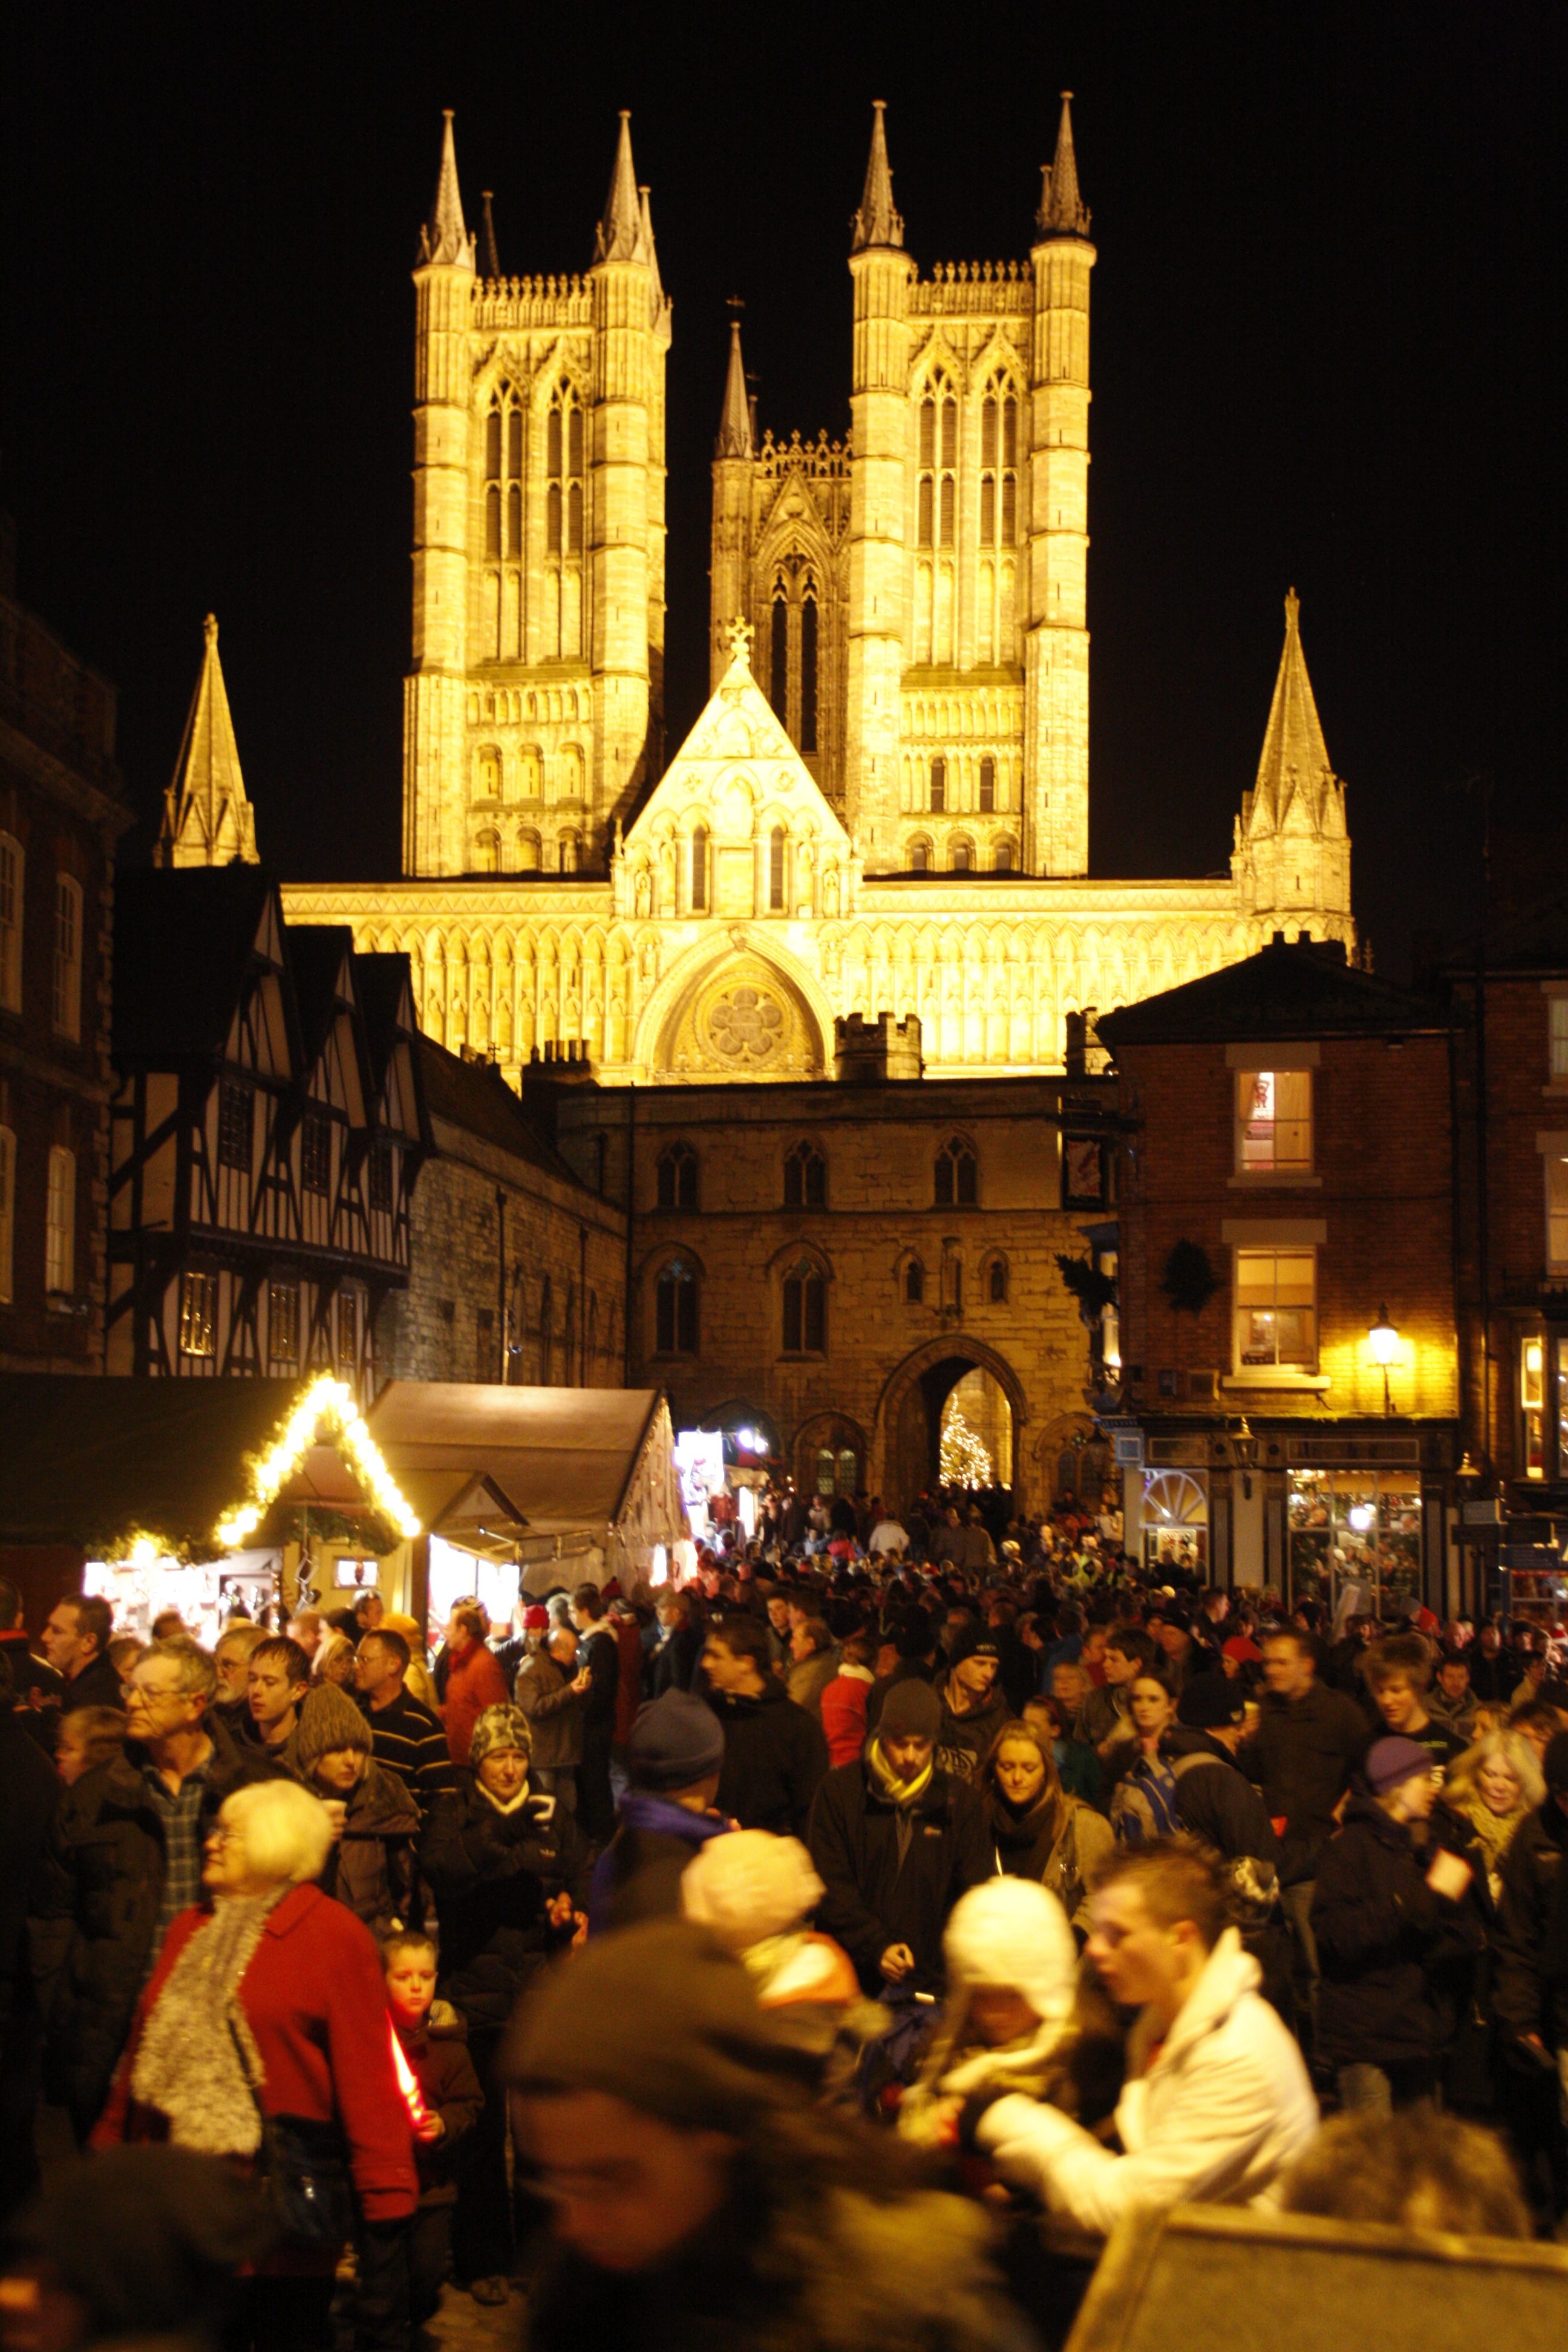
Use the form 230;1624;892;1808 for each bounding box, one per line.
1231;1416;1258;1501
1369;1304;1399;1417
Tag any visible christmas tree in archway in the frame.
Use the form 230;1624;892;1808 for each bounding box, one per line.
940;1402;993;1488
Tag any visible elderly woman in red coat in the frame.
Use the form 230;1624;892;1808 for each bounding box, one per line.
94;1777;418;2352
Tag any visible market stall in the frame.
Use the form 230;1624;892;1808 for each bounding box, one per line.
366;1382;688;1622
0;1373;424;1639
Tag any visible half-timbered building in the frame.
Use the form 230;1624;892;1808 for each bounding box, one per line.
106;866;430;1396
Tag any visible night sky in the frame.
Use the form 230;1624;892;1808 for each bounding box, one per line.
5;1;1564;976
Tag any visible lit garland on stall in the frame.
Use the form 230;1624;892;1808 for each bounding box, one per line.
216;1375;422;1549
940;1405;994;1488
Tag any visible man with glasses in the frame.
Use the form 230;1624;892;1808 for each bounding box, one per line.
28;1638;278;2141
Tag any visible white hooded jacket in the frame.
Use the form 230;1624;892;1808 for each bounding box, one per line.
974;1927;1316;2231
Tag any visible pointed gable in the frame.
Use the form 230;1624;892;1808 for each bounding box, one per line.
156;615;259;870
1246;589;1337;838
624;622;852;870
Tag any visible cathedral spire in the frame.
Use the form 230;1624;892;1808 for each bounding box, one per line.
419;110;476;271
1036;91;1091;237
480;189;500;279
595;111;646;264
716;313;753;459
156;615;258;870
851;100;904;252
1250;589;1336;831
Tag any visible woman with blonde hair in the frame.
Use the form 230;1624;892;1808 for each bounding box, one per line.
978;1717;1112;1938
312;1630;358;1688
1440;1730;1543;1903
1436;1728;1543;2117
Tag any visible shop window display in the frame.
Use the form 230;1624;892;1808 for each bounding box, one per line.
1287;1469;1422;1617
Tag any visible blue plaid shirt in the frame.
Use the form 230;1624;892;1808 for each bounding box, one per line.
142;1753;214;1976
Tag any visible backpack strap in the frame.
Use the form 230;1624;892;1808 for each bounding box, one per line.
1170;1750;1227;1778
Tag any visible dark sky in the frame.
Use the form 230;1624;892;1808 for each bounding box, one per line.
5;1;1564;976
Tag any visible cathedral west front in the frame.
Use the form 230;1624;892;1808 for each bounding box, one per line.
160;97;1361;1509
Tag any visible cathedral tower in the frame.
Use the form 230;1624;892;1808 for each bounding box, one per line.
403;111;670;882
1027;96;1094;877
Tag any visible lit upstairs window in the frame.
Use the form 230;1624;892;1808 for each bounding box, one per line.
1235;1248;1316;1371
1547;1155;1568;1269
1236;1069;1312;1172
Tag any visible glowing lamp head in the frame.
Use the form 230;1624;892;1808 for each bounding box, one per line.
1369;1306;1399;1368
130;1536;157;1568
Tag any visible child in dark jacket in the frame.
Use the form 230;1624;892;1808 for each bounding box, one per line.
384;1931;485;2332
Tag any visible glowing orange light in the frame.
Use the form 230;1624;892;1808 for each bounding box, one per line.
388;2017;428;2127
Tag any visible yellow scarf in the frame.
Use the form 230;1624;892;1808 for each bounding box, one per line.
867;1737;934;1809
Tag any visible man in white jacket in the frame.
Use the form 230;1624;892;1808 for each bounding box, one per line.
971;1843;1318;2230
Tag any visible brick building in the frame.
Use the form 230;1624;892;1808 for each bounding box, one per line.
378;1034;626;1390
0;537;131;1371
1098;935;1459;1607
1441;892;1568;1504
526;1012;1120;1511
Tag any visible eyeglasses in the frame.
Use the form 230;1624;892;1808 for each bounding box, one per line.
205;1825;239;1847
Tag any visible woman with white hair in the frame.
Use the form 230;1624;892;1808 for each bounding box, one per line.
1435;1727;1545;2115
93;1777;418;2351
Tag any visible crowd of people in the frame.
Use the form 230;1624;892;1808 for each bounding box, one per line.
4;1477;1568;2351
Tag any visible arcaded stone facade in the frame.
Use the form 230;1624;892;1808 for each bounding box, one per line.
282;100;1354;1091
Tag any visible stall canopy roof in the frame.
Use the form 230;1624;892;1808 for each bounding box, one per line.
392;1469;529;1563
0;1376;318;1551
368;1384;671;1538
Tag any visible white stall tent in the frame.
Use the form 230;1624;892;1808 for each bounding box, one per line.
366;1384;687;1595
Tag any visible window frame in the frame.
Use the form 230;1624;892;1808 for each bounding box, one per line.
782;1259;826;1356
1233;1246;1318;1373
53;872;82;1041
268;1278;300;1365
904;1256;925;1304
783;1141;827;1211
655;1259;699;1356
301;1106;333;1197
656;1141;699;1212
1235;1067;1314;1175
1547;1151;1568;1271
217;1074;253;1174
934;1137;979;1209
178;1267;218;1358
0;832;21;1013
45;1143;75;1296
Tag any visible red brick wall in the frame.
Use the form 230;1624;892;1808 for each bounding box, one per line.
1116;1033;1456;1420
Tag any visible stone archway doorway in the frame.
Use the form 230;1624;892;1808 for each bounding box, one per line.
879;1339;1027;1512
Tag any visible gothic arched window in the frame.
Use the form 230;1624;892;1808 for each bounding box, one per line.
979;757;996;814
783;1142;826;1210
656;1259;698;1355
930;758;946;814
770;594;788;717
769;826;786;912
690;826;709;913
935;1137;978;1208
909;837;931;873
656;1140;699;1212
800;593;818;753
988;1255;1010;1303
782;1259;825;1354
905;1257;925;1304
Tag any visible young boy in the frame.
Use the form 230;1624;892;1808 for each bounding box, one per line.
382;1931;485;2338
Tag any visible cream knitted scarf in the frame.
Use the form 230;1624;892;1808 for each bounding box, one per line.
130;1888;290;2155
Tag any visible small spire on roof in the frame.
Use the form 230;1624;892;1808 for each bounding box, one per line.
480;189;500;279
716;305;753;459
851;100;904;252
1036;91;1091;238
594;111;645;264
1249;587;1336;833
156;615;260;870
419;111;476;271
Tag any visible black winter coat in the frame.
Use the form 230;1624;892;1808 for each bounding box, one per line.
710;1682;829;1837
1246;1681;1369;1881
419;1775;592;2031
645;1619;704;1699
935;1681;1010;1786
27;1717;279;2131
1492;1798;1568;2054
808;1757;990;1994
1311;1795;1481;2068
0;1715;59;2038
1165;1730;1280;1863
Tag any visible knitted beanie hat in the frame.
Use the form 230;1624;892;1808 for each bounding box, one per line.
293;1681;372;1772
501;1919;812;2130
522;1605;550;1631
878;1678;942;1741
1365;1735;1434;1796
469;1702;532;1769
626;1688;725;1791
681;1829;824;1949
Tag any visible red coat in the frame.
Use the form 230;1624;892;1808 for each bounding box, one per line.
820;1669;872;1769
93;1883;418;2227
442;1642;509;1766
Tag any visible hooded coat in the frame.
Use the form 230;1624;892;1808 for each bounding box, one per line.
315;1760;420;1938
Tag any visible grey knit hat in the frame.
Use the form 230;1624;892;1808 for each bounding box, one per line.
469;1702;532;1769
293;1681;372;1772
